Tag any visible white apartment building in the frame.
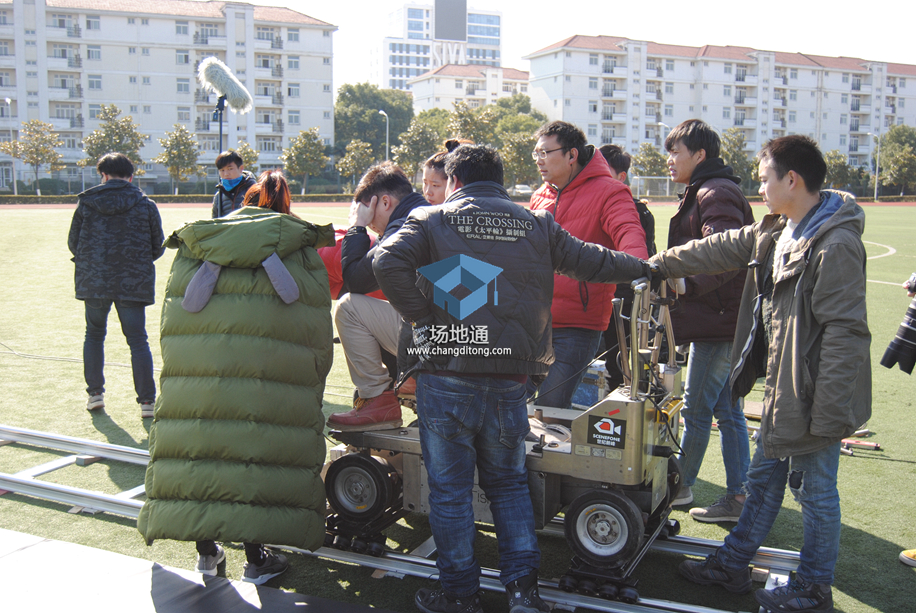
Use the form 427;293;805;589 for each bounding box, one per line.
0;0;336;191
371;1;501;91
409;64;528;112
526;35;916;168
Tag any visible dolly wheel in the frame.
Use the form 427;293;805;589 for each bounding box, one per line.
366;540;386;557
598;583;619;600
577;580;598;596
558;575;578;593
667;456;683;504
564;490;644;566
325;453;397;523
350;538;368;554
618;586;639;604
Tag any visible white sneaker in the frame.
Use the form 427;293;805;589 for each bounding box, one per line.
196;544;226;576
87;394;104;411
140;402;155;419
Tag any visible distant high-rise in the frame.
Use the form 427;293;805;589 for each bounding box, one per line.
371;1;501;91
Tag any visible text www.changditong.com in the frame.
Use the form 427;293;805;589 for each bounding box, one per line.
406;346;512;358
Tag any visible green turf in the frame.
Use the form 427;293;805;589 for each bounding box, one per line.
1;204;914;612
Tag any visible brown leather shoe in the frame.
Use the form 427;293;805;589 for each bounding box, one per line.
397;377;416;398
327;390;402;431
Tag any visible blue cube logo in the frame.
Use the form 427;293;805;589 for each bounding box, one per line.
418;254;502;320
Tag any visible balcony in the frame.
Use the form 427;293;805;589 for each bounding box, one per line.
733;118;757;128
47;86;72;101
69;55;82;68
50;118;72;132
272;92;284;105
67;25;81;38
272;65;283;78
69;85;83;99
271;36;283;50
195;118;211;131
254;122;275;134
193;32;209;45
775;75;788;85
851;104;871;115
195;89;213;103
735;96;758;107
272;120;284;134
886;105;897;115
602;63;627;76
774;97;787;107
70;115;84;128
735;74;757;85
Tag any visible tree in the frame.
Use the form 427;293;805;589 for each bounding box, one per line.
824;149;854;189
494;114;542;150
235;139;260;174
878;141;916;195
447;101;496;146
392;119;442;180
78;104;148;174
336;139;375;190
335;83;413;158
490;94;548;126
153;124;204;194
720;127;756;192
280;128;329;195
499;132;541;188
415;108;450;142
630;143;668;177
0;120;64;196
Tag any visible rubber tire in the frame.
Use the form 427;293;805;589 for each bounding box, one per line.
564;489;644;567
598;583;619;600
618;586;639;604
325;454;395;523
558;575;578;593
577;580;598;596
667;455;683;504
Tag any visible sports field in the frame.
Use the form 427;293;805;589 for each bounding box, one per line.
0;202;914;612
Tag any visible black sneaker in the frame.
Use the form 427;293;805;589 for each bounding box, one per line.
679;555;752;594
755;579;834;613
415;588;483;613
242;550;289;585
506;571;550;613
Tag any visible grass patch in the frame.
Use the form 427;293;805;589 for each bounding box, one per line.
1;204;914;611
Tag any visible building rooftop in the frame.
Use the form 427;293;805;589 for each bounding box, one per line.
413;64;528;80
44;0;333;26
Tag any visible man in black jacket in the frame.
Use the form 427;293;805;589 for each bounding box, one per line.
68;153;165;418
211;150;256;218
327;162;429;431
374;145;649;613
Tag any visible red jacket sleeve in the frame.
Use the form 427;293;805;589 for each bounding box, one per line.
601;183;648;259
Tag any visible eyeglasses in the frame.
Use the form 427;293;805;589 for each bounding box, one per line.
531;147;567;161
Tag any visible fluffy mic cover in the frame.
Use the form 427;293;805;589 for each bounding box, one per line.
197;56;253;114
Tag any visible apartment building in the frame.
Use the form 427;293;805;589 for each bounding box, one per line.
526;35;916;167
0;0;336;191
409;64;528;112
371;1;501;91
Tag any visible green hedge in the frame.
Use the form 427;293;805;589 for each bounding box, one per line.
0;193;355;205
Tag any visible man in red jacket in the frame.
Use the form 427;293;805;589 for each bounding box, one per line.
528;121;647;409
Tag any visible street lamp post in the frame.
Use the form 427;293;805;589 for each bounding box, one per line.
867;131;881;202
657;122;672;197
378;109;389;161
5;97;16;195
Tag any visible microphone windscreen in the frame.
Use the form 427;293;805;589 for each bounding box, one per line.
197;56;253;114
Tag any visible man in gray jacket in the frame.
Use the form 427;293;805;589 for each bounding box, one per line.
68;152;165;417
652;135;871;613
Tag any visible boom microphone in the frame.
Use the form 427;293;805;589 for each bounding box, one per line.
197;56;253;114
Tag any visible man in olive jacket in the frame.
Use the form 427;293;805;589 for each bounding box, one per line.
653;136;871;613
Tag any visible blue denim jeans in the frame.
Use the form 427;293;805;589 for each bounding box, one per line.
678;341;749;495
417;373;540;597
716;440;842;585
83;299;156;404
527;327;603;409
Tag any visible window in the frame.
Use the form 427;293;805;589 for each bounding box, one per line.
142;76;150;85
142;48;150;55
143;105;151;114
130;105;138;113
455;80;463;89
176;21;188;35
788;111;796;122
703;83;708;89
589;77;597;89
589;54;598;65
789;90;797;101
129;47;136;54
257;137;279;152
87;46;101;60
901;78;907;88
841;93;848;104
323;57;330;65
176;50;189;65
323;111;331;119
702;105;708;112
840;114;847;125
86;15;100;30
0;72;9;86
724;63;732;74
288;28;299;42
27;102;38;108
588;100;597;113
565;99;570;106
26;71;37;78
811;91;816;98
824;92;829;99
723;107;731;119
127;17;135;24
88;74;101;90
665;82;674;94
842;73;849;83
724;85;731;96
288;110;300;125
141;18;149;25
288;56;299;70
665;104;673;117
287;83;299;97
565;75;571;82
176;78;190;93
840;135;847;146
177;107;190;121
323;84;331;92
323;30;330;37
89;104;101;119
62;135;79;149
256;26;276;40
790;68;798;79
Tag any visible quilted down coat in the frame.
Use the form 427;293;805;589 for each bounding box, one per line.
530;146;648;330
137;207;334;550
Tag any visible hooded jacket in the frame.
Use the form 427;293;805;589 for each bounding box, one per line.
211;170;257;218
652;191;871;458
374;181;648;376
340;191;429;295
668;157;755;344
530;146;648;331
137;207;335;550
68;179;165;305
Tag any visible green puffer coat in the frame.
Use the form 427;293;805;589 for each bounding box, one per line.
138;207;334;550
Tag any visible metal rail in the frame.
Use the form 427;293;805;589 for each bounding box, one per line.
0;424;797;613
